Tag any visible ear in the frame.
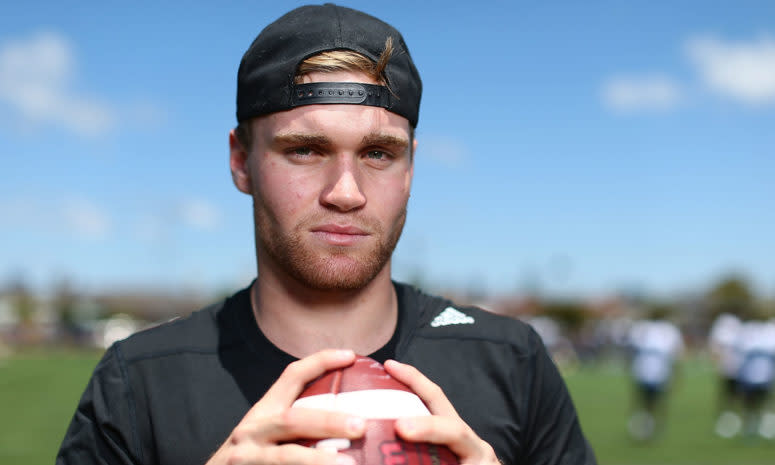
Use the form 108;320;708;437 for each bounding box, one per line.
229;129;252;195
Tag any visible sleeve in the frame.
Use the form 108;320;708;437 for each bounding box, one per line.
56;344;144;465
522;328;597;465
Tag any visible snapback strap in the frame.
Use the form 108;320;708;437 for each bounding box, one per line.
291;82;392;109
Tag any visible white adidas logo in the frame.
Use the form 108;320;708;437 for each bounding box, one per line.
430;307;475;327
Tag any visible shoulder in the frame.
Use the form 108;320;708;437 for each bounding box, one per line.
124;305;216;355
396;282;540;357
114;286;249;364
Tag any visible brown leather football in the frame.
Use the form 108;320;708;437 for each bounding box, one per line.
292;356;460;465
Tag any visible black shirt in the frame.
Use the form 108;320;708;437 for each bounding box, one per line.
57;282;597;465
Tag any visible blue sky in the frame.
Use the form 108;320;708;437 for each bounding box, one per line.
1;1;773;299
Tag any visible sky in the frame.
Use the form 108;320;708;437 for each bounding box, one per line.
1;0;773;299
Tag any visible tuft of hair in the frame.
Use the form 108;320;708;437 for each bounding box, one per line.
373;36;394;82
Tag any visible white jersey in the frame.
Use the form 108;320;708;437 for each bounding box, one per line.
736;321;775;387
629;320;684;385
708;313;743;378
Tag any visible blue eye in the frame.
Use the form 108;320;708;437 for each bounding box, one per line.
366;151;385;159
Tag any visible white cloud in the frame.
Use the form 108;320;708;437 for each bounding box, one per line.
0;31;116;136
0;195;111;240
178;199;220;231
601;74;683;112
686;35;775;105
418;134;469;168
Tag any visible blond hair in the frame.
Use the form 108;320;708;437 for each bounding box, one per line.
295;37;393;85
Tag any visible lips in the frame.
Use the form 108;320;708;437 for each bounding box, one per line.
310;224;370;246
312;224;368;235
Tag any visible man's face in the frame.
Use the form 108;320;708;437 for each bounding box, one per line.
232;71;415;291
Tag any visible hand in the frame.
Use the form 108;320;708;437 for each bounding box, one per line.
384;360;500;465
207;349;365;465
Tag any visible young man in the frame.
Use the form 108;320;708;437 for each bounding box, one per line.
57;5;597;465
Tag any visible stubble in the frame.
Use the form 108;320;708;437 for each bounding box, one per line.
254;201;407;291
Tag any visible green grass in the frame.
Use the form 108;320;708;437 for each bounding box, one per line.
565;356;775;465
0;349;101;465
1;350;774;464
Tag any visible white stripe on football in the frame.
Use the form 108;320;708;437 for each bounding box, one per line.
292;389;431;419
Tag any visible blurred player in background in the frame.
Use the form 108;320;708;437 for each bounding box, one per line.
626;316;684;440
735;318;775;439
708;313;744;437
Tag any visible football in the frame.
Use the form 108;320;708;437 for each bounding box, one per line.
292;356;460;465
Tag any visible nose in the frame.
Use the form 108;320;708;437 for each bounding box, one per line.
320;158;366;212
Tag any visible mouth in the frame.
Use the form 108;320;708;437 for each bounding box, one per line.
310;224;370;246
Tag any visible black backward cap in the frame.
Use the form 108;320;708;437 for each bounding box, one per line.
236;3;422;127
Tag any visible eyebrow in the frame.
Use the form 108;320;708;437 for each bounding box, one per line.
272;132;409;151
272;133;331;147
361;133;409;151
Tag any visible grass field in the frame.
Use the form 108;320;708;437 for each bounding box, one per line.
565;357;775;465
0;349;102;465
1;350;774;464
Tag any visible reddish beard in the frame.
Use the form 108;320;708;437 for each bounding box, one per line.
254;202;407;291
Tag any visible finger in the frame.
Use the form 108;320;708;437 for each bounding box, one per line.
236;350;358;442
226;442;354;465
210;438;343;465
250;350;356;417
262;443;355;465
383;360;459;417
394;416;494;465
261;408;366;443
394;415;468;445
226;409;365;457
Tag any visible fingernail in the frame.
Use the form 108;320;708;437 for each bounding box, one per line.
347;416;365;434
385;359;404;369
337;349;354;359
336;454;356;465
